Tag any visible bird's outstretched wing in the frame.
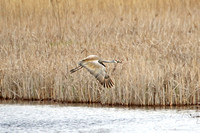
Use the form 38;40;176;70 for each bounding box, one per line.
82;61;114;88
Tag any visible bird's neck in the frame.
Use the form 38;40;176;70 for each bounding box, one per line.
101;60;115;63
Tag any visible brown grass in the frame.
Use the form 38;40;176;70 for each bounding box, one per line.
0;0;200;106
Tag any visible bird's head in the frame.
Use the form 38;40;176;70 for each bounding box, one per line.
114;60;122;63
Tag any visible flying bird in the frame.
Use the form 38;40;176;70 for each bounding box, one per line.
70;55;122;88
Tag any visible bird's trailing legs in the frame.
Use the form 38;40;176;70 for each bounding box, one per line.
70;65;83;74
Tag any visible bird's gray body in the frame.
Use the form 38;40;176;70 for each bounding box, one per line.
70;55;121;88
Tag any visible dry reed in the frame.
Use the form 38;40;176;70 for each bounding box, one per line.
0;0;200;106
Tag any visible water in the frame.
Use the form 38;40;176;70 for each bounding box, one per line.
0;102;200;133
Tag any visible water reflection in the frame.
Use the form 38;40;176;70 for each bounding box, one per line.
0;101;200;132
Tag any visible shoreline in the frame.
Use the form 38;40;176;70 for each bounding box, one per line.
0;99;200;109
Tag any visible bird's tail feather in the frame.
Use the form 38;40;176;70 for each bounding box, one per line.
70;66;83;74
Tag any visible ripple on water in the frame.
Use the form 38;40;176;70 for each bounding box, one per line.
0;103;200;133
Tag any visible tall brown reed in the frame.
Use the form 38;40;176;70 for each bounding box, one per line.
0;0;200;105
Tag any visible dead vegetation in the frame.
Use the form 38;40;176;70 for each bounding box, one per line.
0;0;200;105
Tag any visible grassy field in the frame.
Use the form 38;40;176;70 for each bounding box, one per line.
0;0;200;106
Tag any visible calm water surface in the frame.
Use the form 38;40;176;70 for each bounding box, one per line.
0;101;200;133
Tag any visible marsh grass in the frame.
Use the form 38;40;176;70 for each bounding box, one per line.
0;0;200;105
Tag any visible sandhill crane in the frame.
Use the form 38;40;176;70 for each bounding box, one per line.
70;55;122;88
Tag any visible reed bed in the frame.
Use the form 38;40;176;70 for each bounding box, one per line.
0;0;200;106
